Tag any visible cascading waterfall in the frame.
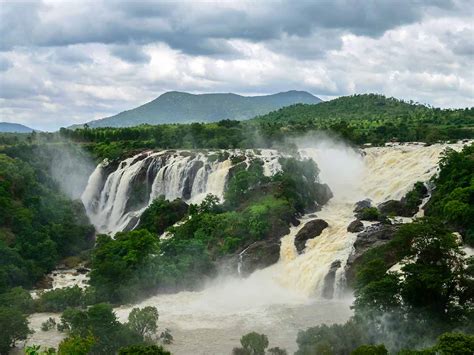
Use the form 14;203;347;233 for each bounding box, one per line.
82;142;467;297
276;142;467;298
28;142;471;354
82;149;283;234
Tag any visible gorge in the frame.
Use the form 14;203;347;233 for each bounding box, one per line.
23;141;470;354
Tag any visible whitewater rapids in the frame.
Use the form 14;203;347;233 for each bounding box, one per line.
25;142;469;354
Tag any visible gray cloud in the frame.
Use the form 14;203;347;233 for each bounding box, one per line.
0;0;472;130
0;0;459;53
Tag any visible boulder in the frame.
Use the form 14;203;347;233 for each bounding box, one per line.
322;260;342;299
291;216;301;227
345;223;401;286
294;219;329;253
315;183;334;207
353;199;372;214
238;240;281;276
347;219;364;233
76;267;90;274
378;183;429;217
377;200;405;216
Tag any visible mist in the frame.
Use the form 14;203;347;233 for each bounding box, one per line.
42;143;96;200
291;132;365;201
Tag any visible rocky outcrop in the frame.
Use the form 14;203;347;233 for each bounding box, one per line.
345;223;401;286
354;199;372;214
378;183;428;217
238;240;281;276
182;160;204;199
315;183;333;207
36;275;54;289
294;219;329;253
347;219;364;233
377;200;406;216
322;260;342;299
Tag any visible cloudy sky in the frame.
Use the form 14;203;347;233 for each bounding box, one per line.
0;0;473;131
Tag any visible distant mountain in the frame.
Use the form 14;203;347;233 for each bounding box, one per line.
0;122;35;133
77;90;322;128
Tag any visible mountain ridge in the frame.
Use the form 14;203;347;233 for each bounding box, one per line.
75;90;322;128
0;122;36;133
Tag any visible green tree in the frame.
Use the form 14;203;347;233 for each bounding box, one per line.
25;345;57;355
127;307;159;338
0;306;31;354
118;344;171;355
58;335;95;355
433;332;474;355
235;332;269;355
0;287;35;314
268;347;288;355
351;344;388;355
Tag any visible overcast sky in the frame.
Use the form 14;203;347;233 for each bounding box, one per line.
0;0;473;131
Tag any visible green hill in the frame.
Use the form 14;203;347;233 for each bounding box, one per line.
77;90;322;128
254;93;473;124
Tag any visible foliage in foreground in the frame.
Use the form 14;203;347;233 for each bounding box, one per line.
424;144;474;246
0;306;31;354
57;304;160;354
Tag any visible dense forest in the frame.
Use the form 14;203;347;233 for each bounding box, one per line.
1;94;471;162
0;94;473;354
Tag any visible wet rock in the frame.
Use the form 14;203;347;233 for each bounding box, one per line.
123;216;140;232
315;183;333;207
354;199;372;214
239;240;281;276
76;267;90;274
294;219;329;254
36;275;53;289
377;200;406;216
182;160;204;199
347;219;364;233
322;260;342;299
378;183;428;217
124;156;157;213
345;223;401;286
291;217;301;227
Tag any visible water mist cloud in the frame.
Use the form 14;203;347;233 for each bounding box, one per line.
291;133;365;201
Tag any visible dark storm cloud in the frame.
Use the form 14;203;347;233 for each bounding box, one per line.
0;0;458;55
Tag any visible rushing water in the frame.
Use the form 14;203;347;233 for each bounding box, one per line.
25;142;469;354
82;149;283;234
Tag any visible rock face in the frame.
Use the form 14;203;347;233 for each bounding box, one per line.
354;199;372;214
294;219;329;253
345;223;401;286
238;240;281;276
378;183;428;217
347;219;364;233
315;183;334;207
322;260;342;299
377;200;406;216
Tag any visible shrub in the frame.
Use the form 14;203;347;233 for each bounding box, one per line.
36;286;85;312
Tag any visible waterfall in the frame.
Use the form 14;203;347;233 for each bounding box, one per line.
81;142;469;297
82;149;283;234
276;142;468;298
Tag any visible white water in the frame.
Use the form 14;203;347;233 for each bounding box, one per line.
82;149;283;234
27;142;470;354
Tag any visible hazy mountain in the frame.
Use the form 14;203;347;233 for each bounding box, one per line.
0;122;36;133
77;90;322;128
